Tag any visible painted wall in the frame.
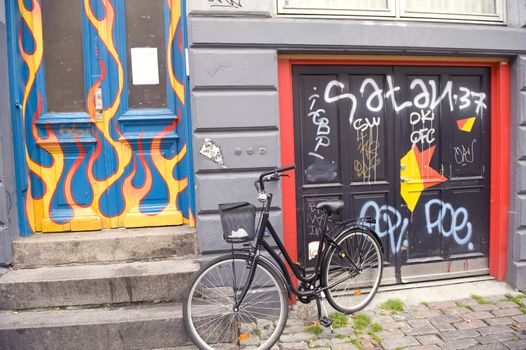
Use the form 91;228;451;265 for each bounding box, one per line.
187;0;526;289
6;0;194;235
0;0;20;265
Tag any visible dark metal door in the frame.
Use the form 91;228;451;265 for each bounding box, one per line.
293;65;490;284
393;67;490;282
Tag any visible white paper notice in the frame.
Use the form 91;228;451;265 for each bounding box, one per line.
130;47;160;85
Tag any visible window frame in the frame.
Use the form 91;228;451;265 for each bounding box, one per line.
399;0;505;23
277;0;396;18
276;0;506;24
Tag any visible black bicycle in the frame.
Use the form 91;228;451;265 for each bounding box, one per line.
183;165;383;350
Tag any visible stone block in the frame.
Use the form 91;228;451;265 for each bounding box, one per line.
515;196;526;227
452;319;486;330
477;325;514;336
0;303;188;349
492;307;523;317
190;49;277;89
476;332;518;344
196;210;283;253
192;90;279;130
415;334;443;345
519;127;526;159
195;171;282;212
460;311;494;321
438;329;479;341
12;226;197;268
404;325;439;336
515;161;526;197
193;131;279;170
484;317;514;325
502;339;526;350
0;259;199;310
518;230;526;261
520;90;526;126
381;336;419;350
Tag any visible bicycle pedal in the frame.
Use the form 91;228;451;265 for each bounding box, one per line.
319;316;332;328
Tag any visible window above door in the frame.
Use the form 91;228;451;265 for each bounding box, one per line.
277;0;506;24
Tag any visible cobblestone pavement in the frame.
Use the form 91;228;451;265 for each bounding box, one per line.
278;293;526;350
176;292;526;350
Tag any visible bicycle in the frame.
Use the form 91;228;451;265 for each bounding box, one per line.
183;165;384;350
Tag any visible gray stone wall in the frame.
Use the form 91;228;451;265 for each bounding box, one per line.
509;54;526;290
188;0;526;290
0;1;20;265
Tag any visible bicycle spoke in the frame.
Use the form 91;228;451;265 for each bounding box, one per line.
323;229;383;314
185;256;287;350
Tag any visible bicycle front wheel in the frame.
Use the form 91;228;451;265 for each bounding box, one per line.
322;227;383;313
183;253;288;350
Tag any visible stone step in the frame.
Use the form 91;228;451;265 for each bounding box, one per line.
0;259;200;310
12;225;198;268
0;303;191;350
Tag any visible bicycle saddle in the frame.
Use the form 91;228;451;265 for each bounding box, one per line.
316;200;344;215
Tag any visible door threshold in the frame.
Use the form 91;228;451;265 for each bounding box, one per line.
378;275;495;293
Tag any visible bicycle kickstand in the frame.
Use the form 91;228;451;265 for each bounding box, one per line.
315;292;334;331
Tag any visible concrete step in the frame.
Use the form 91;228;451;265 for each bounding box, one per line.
0;303;191;350
12;225;198;268
0;259;200;310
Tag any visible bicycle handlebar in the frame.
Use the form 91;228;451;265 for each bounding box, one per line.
256;164;295;192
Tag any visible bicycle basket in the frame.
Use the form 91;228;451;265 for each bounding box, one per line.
218;202;256;243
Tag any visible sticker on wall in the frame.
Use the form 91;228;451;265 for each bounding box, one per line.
400;145;447;212
200;138;227;168
456;117;476;133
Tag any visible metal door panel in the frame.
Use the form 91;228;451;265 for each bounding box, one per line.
293;65;490;283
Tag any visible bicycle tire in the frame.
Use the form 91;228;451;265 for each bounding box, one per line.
183;253;288;350
322;227;383;313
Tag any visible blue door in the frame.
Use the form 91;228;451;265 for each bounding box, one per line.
6;0;194;234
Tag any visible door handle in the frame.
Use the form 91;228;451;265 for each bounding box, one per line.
400;177;408;182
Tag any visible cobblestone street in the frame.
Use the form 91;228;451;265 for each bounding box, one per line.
278;293;526;350
178;291;526;350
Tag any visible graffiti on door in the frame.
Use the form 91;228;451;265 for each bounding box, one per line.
10;0;194;234
360;199;474;255
321;75;487;210
295;66;489;274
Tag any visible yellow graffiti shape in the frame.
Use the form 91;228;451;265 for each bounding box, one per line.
400;148;424;213
456;117;476;133
400;145;447;212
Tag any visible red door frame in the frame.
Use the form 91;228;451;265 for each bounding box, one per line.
278;56;510;281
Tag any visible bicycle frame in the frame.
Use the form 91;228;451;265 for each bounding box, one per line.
234;191;363;308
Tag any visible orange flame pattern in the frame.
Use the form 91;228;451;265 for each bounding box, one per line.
15;0;193;233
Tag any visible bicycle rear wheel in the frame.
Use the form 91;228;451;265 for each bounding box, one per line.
322;227;383;313
183;253;288;350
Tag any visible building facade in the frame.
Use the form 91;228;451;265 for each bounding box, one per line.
0;0;525;291
187;0;526;289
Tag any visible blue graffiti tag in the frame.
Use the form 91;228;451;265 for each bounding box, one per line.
360;199;474;254
360;201;409;254
425;199;473;250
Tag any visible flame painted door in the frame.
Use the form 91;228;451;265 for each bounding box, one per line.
6;0;194;234
293;65;490;283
